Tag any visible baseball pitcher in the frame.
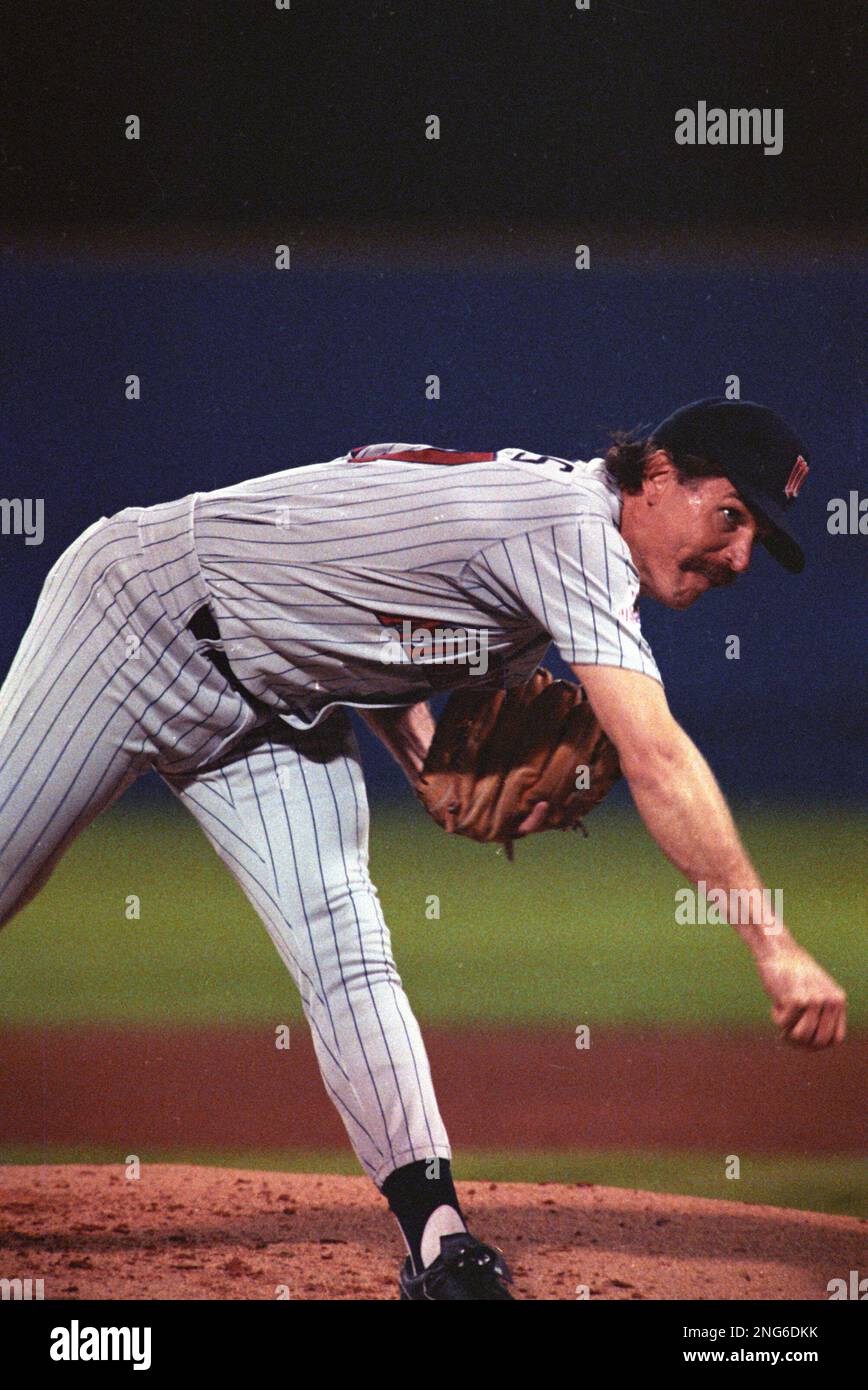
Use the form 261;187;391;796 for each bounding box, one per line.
0;397;846;1300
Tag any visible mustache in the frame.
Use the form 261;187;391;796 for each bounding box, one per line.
682;560;738;588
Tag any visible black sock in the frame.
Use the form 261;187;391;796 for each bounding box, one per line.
381;1158;464;1274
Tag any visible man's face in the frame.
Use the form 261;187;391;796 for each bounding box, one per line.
626;457;767;609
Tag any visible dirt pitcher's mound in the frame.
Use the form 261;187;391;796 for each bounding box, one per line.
1;1165;864;1301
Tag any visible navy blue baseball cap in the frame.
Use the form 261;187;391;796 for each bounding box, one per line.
651;398;810;573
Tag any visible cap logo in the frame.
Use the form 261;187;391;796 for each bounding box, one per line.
784;455;809;499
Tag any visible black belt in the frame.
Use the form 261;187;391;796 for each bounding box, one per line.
186;605;307;724
187;604;261;704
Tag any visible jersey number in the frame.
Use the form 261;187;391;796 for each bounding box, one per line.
511;451;575;474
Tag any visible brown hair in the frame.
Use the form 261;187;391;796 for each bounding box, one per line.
604;431;725;494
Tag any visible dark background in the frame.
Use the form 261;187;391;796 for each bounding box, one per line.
2;0;865;801
3;0;865;234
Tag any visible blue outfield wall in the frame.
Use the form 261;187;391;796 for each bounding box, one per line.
2;258;864;802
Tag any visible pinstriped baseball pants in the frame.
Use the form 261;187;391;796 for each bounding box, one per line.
0;502;450;1185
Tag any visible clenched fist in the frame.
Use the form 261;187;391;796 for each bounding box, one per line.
755;938;847;1048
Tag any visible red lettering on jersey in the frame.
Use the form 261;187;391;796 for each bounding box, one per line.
350;446;494;465
374;612;440;631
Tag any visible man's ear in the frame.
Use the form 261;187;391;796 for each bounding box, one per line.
641;449;677;505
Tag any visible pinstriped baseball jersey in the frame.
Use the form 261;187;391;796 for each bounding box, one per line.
0;444;658;1194
170;443;661;729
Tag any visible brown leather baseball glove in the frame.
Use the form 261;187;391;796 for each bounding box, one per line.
414;667;622;859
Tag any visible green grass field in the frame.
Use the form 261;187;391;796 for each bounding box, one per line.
0;801;863;1028
2;801;863;1215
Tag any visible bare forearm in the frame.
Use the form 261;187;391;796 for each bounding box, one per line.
625;731;848;1045
356;702;435;782
571;665;845;1046
623;727;783;955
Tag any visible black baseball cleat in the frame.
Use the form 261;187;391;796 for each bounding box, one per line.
399;1233;515;1300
